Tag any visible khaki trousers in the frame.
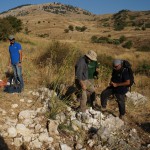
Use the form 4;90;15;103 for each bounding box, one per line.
75;79;95;112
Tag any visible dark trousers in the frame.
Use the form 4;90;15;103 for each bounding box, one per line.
101;86;125;116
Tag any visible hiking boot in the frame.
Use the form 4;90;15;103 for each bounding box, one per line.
119;115;126;121
101;107;107;112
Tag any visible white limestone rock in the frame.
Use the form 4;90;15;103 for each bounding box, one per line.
14;137;23;147
7;127;17;138
18;110;37;119
16;124;32;136
48;120;59;135
60;143;72;150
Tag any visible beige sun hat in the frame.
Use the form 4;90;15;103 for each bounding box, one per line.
85;50;97;61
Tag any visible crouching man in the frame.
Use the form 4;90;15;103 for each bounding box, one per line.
100;59;130;120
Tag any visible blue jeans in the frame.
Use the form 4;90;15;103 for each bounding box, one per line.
12;64;24;89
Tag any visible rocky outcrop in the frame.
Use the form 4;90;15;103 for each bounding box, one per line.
0;87;148;150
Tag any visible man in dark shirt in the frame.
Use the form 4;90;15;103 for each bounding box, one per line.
100;59;130;120
75;50;97;112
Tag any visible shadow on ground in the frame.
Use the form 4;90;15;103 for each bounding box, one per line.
138;122;150;133
0;135;10;150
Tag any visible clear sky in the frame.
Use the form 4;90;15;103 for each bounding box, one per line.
0;0;150;14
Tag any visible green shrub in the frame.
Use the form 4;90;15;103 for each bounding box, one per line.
5;16;22;32
97;36;109;43
137;45;150;52
75;26;87;32
103;23;110;27
0;16;23;41
107;39;113;44
122;40;133;49
145;23;150;28
108;34;111;38
142;26;146;30
68;25;74;31
0;19;13;41
97;54;113;69
119;35;126;43
36;41;81;69
38;33;49;38
114;21;126;31
113;39;120;45
136;61;150;76
91;35;98;43
24;27;30;34
64;29;69;33
129;15;136;20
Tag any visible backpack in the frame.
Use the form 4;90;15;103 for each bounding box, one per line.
121;60;135;90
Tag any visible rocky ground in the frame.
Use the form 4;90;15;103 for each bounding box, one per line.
0;87;150;150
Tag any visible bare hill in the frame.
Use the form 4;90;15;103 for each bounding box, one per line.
0;4;149;51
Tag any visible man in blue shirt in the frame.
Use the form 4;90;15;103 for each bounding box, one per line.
8;35;24;91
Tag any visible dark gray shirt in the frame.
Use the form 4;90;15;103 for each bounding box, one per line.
75;56;88;80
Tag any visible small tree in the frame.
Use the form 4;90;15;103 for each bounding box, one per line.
5;16;22;32
80;26;87;32
68;25;74;31
122;40;133;49
64;29;69;33
91;36;98;43
0;19;13;41
119;35;126;43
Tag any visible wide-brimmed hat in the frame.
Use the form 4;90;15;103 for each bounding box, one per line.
8;35;15;40
85;50;97;61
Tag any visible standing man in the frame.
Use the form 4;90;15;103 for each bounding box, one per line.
8;35;24;91
75;50;97;112
100;59;130;120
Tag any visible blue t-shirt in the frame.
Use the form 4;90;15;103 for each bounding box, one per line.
9;42;22;64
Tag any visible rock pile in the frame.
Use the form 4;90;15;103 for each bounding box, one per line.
0;87;147;150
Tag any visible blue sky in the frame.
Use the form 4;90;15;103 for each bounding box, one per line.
0;0;150;14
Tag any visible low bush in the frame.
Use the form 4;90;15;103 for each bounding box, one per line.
137;45;150;52
136;61;150;76
36;41;81;85
122;40;133;49
119;35;126;43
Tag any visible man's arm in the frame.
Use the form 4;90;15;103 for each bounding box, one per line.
19;50;22;63
110;80;130;87
110;68;130;87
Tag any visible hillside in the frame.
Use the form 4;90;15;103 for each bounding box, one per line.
0;3;150;150
1;4;149;51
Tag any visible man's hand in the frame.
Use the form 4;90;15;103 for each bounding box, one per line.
80;80;87;90
18;62;22;67
110;81;118;87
